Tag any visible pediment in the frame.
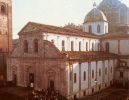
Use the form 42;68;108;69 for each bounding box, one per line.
19;22;40;34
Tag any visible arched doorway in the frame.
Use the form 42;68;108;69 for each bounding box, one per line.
29;73;34;88
105;42;109;52
47;69;56;90
12;66;17;85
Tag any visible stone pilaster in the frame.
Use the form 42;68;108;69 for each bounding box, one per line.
108;60;110;84
88;62;91;88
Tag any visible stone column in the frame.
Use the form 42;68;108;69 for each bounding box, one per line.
102;60;105;88
88;62;91;93
96;61;98;92
79;63;81;97
69;64;73;95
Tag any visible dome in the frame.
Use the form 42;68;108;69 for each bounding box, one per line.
84;8;107;23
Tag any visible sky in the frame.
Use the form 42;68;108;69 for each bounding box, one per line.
12;0;129;39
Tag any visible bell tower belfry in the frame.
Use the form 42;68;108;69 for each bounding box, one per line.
0;0;12;53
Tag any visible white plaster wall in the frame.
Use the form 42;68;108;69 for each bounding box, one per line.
120;40;129;55
102;39;129;55
109;40;118;54
91;61;97;87
43;33;100;52
73;63;79;93
104;60;109;83
97;61;103;85
81;62;88;90
83;22;108;35
102;40;118;54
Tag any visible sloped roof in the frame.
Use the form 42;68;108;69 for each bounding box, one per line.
63;51;117;61
101;32;129;39
19;22;100;39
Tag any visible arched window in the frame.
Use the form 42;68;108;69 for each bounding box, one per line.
111;66;112;73
74;73;76;83
89;25;92;33
97;25;101;33
92;70;94;79
62;40;65;51
105;42;109;52
71;41;74;51
1;5;6;14
34;39;38;53
79;41;81;51
105;67;107;75
92;43;94;51
24;40;28;53
99;68;101;76
84;71;86;81
98;43;101;51
86;42;88;51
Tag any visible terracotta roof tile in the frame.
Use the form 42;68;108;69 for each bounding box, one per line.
62;51;117;61
19;22;100;39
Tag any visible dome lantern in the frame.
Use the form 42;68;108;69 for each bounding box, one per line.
83;6;108;35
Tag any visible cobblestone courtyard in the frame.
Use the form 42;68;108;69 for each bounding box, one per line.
0;87;128;100
79;88;129;100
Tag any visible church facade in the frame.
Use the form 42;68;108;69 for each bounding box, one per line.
7;0;129;99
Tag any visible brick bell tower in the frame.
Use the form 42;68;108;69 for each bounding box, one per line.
0;0;12;80
0;0;12;53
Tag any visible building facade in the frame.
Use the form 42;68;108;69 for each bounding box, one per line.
7;0;129;99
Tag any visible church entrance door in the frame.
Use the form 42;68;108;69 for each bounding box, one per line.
13;74;17;85
49;80;54;89
29;73;34;88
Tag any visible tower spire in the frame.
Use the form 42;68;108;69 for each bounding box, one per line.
93;0;97;8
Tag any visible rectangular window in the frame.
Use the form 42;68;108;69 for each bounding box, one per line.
79;41;81;51
120;71;123;78
71;41;74;51
92;70;94;79
74;73;76;83
105;67;107;75
99;68;101;76
62;40;65;51
86;42;88;51
111;67;112;73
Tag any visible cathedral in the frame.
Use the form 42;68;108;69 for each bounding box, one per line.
7;0;129;99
